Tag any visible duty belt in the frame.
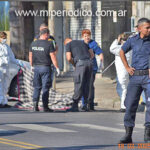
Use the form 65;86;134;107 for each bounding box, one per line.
76;59;91;67
133;69;149;76
78;59;90;62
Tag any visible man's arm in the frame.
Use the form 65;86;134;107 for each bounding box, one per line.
66;52;75;67
99;53;104;62
29;52;33;66
120;49;135;76
50;52;59;69
55;45;58;54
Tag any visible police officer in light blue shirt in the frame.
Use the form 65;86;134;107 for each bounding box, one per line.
119;18;150;144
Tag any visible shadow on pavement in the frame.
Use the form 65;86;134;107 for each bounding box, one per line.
0;121;68;126
28;144;118;150
0;130;26;136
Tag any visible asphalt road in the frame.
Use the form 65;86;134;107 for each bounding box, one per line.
0;108;147;150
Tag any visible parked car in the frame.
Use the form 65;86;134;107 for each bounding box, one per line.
8;59;30;98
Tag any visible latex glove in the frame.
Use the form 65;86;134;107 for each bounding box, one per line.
56;68;60;76
18;61;25;69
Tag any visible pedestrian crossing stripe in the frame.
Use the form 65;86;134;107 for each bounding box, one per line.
5;123;130;133
7;124;77;133
65;123;125;133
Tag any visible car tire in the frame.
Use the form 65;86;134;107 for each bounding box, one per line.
8;76;18;98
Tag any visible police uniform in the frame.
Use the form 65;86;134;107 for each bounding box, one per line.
82;40;103;110
29;39;55;111
34;35;56;49
34;34;56;87
122;34;150;128
66;40;93;111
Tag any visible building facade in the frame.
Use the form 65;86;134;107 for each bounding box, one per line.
9;0;134;78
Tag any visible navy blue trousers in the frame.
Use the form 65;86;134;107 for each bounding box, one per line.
124;75;150;127
73;60;93;104
33;66;51;108
82;71;96;108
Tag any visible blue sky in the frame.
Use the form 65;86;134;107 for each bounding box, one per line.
0;1;9;16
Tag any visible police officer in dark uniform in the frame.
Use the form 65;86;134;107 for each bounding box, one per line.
119;18;150;143
65;38;94;112
29;28;60;112
34;23;58;88
34;23;58;53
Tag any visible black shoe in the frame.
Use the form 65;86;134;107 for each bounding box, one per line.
43;107;54;112
120;108;126;112
89;105;95;111
67;102;79;112
81;105;89;112
144;126;150;143
119;126;133;144
0;104;4;108
89;108;95;111
2;104;11;108
33;106;39;112
33;102;39;112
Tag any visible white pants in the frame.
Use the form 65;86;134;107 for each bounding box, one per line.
115;58;129;109
0;67;9;105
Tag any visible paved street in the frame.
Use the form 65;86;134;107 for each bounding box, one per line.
0;108;146;150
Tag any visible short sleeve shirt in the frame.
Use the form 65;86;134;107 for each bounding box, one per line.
122;34;150;70
29;40;55;66
34;35;57;49
65;40;90;63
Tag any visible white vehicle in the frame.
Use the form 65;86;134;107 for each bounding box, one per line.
8;59;30;98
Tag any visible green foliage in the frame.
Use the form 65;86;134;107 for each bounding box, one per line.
0;7;9;31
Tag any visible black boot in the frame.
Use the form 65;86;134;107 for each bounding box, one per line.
81;104;89;112
43;107;54;112
119;126;133;144
33;102;39;112
67;102;79;112
144;126;150;143
88;103;95;111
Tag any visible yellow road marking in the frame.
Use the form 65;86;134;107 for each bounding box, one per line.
0;141;35;149
0;138;43;149
0;138;42;148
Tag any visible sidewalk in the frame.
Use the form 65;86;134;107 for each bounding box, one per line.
56;73;120;110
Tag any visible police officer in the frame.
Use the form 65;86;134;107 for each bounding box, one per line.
29;28;60;112
34;23;58;88
34;23;58;54
65;38;94;112
119;18;150;143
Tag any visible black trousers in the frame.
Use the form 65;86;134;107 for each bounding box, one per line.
73;60;93;104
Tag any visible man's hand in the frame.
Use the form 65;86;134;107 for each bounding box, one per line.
126;67;135;76
56;68;60;76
